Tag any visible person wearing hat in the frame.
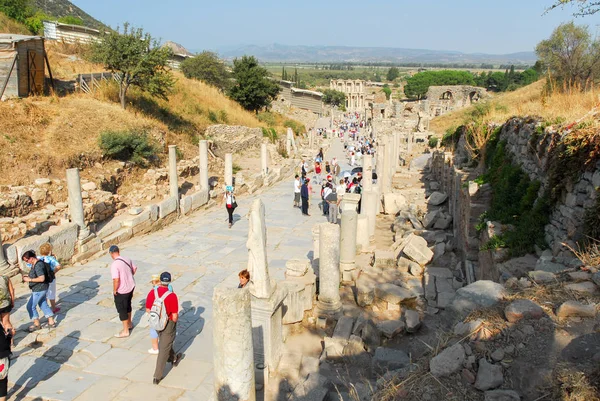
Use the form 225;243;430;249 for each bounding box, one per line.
109;245;137;338
145;272;181;385
221;185;237;228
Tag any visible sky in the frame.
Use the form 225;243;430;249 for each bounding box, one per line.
72;0;599;54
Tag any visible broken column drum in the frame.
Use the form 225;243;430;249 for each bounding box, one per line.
316;223;342;318
311;225;320;277
340;193;361;282
66;168;90;239
213;287;256;401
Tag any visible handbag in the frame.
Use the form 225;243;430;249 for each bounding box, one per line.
231;195;238;209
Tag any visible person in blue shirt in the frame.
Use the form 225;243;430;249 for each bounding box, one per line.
39;243;61;314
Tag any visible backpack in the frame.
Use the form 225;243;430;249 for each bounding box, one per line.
37;260;55;284
148;288;171;332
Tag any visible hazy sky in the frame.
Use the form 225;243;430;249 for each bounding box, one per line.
72;0;598;54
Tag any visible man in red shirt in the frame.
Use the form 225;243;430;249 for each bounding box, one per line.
145;272;181;384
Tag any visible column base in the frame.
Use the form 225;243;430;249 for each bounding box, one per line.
316;299;342;319
340;261;355;284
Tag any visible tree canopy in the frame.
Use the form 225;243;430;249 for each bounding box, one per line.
322;89;346;107
227;55;280;113
547;0;600;15
180;51;230;91
536;22;600;90
404;70;476;99
89;24;175;109
386;67;400;81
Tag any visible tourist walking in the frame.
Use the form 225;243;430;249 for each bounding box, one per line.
145;272;181;385
0;320;11;401
39;243;61;313
148;274;173;355
326;187;340;224
293;175;301;208
0;275;14;336
109;245;137;338
222;186;237;228
301;178;310;216
21;250;55;331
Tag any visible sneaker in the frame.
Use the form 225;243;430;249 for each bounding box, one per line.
172;352;183;367
148;348;159;355
153;378;161;385
53;307;61;313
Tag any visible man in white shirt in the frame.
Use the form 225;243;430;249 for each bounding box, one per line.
293;175;301;208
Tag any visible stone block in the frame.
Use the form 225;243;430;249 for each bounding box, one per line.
372;347;410;374
528;270;556;283
434;215;453;230
356;275;376;307
286;259;310;277
451;280;507;314
374;250;396;269
405;310;421;333
191;189;209;210
376;320;405;339
128;207;143;215
333;316;355;342
375;283;416;304
180;196;192;215
96;219;123;241
504;299;544;323
402;234;433;265
422;210;439;229
149;204;159;221
8;233;50;268
556;300;597;319
383;193;407;215
101;228;133;250
46;223;78;262
565;281;598;294
281;281;306;324
122;210;151;228
427;191;448;206
158;196;177;219
430;343;465;377
474;358;503;391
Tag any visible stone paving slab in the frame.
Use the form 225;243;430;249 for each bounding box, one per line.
7;138;350;400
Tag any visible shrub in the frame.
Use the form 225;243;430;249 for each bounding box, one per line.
257;112;276;127
208;110;218;123
98;130;158;166
428;136;439;148
284;119;305;135
480;235;507;251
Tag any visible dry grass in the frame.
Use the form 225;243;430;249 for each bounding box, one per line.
430;80;600;135
564;239;600;269
554;364;600;401
0;12;30;35
0;44;303;185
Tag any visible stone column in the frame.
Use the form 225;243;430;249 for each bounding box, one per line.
393;132;400;172
407;132;414;154
311;225;320;277
168;145;179;201
260;144;268;177
246;199;286;383
340;193;361;282
199;140;209;191
363;155;373;192
213;287;256;401
286;130;292;156
316;223;342;318
66;168;90;239
225;153;233;187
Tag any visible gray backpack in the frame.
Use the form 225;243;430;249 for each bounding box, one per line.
148;288;171;332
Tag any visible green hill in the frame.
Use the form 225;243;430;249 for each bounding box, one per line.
0;11;30;34
32;0;106;29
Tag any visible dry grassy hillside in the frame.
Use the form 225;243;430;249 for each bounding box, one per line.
0;43;302;186
430;80;600;135
0;12;30;34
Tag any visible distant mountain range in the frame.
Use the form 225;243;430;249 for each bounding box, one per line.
214;43;537;65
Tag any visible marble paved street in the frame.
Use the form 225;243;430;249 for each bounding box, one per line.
7;138;352;401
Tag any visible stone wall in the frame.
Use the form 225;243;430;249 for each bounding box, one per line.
499;118;598;255
205;125;263;157
432;117;600;273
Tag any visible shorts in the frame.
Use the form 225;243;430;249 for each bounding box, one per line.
149;328;159;339
0;305;11;315
294;193;301;202
47;279;57;301
114;290;134;321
